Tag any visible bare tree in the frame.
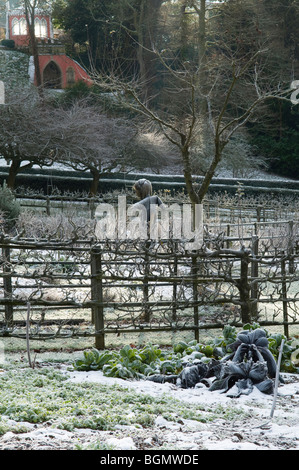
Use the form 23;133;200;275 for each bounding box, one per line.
53;100;181;193
0;90;133;192
22;0;51;94
23;0;42;90
91;1;294;206
0;84;180;193
86;0;166;102
0;88;54;188
51;101;137;195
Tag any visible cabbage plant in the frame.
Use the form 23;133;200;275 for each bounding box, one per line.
221;329;279;379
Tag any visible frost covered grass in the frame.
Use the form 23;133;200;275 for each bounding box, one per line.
0;361;249;436
0;325;297;440
0;349;299;450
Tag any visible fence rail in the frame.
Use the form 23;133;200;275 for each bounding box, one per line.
1;226;298;348
14;191;299;224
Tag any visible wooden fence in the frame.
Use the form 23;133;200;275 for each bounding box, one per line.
14;191;299;225
0;229;298;349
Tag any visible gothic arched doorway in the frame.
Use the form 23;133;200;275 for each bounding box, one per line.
43;61;62;89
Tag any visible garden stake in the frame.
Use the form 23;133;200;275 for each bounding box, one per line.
270;339;285;419
26;302;36;369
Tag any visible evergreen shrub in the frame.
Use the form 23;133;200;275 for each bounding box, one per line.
1;40;15;49
0;182;21;230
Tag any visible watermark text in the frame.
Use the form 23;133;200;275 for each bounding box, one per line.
0;341;5;365
291;80;299;105
0;81;5;105
95;196;203;249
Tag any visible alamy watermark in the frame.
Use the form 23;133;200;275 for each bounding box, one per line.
291;80;299;105
0;81;5;105
0;341;5;365
95;196;204;250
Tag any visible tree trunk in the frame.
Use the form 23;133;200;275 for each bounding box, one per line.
197;0;207;77
24;1;43;97
197;137;224;203
180;1;189;61
89;170;100;196
134;0;164;102
182;146;200;205
238;252;252;324
28;23;42;89
7;158;21;190
135;0;146;82
194;0;209;175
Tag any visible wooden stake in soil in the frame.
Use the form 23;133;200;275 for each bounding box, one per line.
270;339;285;419
26;302;36;369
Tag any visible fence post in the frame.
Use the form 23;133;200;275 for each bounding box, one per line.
2;246;13;327
250;235;259;320
142;240;151;322
226;224;231;249
192;254;199;342
46;196;51;216
172;242;178;321
281;254;289;338
256;206;261;223
288;220;295;275
238;250;251;324
89;198;96;219
90;248;105;350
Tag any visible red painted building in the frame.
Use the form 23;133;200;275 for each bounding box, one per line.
8;11;52;48
6;7;91;89
37;54;91;89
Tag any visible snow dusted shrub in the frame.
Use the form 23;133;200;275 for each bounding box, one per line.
16;211;95;239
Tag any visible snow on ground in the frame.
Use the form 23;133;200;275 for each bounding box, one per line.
0;367;298;451
52;369;299;450
0;162;298;451
0;159;298;182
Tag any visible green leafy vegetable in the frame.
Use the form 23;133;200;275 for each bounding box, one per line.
73;324;299;379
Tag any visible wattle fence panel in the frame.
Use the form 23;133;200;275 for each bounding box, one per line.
1;231;298;349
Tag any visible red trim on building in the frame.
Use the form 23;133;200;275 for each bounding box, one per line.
9;13;51;47
7;11;91;89
38;55;91;89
